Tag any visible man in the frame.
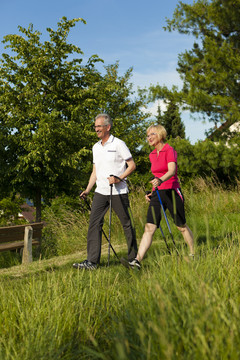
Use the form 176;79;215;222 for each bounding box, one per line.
73;113;138;270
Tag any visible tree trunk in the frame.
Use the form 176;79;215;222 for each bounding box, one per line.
35;188;42;222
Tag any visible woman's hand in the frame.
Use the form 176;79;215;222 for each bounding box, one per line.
145;191;152;202
150;177;163;189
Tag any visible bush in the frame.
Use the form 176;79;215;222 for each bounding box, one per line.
0;196;25;226
168;138;240;187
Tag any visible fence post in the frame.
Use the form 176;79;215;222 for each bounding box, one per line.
22;226;33;264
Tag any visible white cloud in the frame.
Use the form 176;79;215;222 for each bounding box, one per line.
142;100;168;116
131;69;183;91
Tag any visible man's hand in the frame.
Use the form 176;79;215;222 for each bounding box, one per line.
107;175;122;185
80;190;88;199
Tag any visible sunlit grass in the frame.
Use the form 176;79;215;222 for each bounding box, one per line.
0;178;240;359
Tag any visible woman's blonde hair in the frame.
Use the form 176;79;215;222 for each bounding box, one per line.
147;124;167;141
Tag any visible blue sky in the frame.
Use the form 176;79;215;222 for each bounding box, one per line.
0;0;212;143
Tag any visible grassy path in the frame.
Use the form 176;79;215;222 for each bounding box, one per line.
0;243;126;278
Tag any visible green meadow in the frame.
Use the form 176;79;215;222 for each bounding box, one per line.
0;179;240;360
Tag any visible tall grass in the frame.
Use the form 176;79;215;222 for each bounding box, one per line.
40;189;150;259
0;179;239;359
42;178;240;257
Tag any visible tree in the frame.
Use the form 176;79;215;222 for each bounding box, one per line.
0;17;148;220
90;63;149;159
0;121;12;197
168;136;240;185
156;104;164;123
157;100;186;139
151;0;240;132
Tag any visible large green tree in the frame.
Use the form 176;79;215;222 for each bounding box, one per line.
151;0;240;133
0;136;17;206
0;17;148;220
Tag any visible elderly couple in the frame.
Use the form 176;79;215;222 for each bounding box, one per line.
73;113;194;270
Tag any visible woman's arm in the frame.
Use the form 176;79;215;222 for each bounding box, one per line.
151;162;176;188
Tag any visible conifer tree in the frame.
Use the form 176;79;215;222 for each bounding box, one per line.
155;100;185;138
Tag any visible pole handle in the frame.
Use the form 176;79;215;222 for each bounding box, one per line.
109;174;125;185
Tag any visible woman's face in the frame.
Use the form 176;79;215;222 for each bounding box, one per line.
146;128;160;147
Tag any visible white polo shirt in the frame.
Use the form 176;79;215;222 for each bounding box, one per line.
93;135;132;195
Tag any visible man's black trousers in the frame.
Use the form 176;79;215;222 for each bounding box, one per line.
87;192;138;264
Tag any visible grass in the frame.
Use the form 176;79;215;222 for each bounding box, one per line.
0;179;240;359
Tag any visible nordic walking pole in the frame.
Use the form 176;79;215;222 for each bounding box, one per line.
107;174;125;265
108;177;113;267
150;177;180;256
146;191;171;255
80;192;120;261
155;188;180;256
159;223;172;255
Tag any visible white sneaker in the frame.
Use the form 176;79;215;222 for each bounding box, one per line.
120;257;141;270
73;260;97;270
129;258;141;269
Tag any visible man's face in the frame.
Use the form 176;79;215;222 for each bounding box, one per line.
94;117;110;139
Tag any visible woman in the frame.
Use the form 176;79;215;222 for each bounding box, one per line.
122;124;194;269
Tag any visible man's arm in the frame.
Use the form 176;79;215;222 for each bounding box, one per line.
124;158;136;177
80;164;97;197
108;158;136;184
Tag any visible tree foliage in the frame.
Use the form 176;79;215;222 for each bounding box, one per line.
156;100;185;139
0;17;148;220
168;136;240;186
0;196;25;226
151;0;240;132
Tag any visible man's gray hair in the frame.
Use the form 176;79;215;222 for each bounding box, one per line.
95;113;113;128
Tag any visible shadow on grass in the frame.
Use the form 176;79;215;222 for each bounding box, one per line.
0;250;22;269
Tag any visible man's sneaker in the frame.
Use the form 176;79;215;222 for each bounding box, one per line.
120;257;141;270
73;259;97;270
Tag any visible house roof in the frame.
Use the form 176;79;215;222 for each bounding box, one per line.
19;203;35;223
208;120;240;140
